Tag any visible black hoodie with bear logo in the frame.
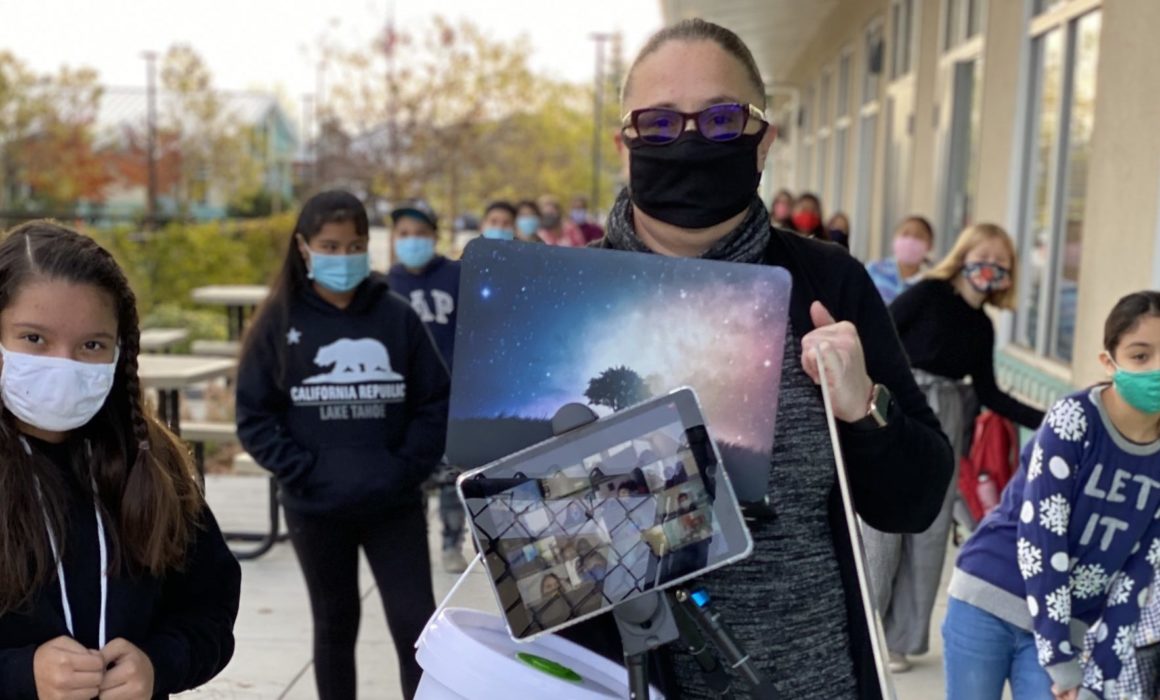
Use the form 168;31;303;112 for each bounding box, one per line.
236;273;450;515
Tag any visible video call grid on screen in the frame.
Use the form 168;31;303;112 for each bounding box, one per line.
458;390;752;640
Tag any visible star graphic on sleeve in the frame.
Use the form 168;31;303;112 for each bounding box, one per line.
287;327;302;345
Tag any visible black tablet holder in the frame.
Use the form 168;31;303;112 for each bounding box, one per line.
550;403;779;700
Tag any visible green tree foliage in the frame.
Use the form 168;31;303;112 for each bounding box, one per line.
324;16;623;219
158;45;263;216
87;213;293;319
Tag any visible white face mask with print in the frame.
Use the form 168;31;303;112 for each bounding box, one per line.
0;344;118;432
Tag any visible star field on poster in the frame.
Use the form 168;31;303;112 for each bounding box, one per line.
450;241;791;456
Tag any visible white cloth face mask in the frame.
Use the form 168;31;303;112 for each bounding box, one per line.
0;344;118;432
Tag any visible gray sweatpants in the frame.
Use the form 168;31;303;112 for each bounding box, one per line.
862;370;976;656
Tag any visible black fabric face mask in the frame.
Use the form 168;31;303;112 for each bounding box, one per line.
626;125;767;229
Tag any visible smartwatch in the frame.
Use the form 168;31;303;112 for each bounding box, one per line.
848;383;892;431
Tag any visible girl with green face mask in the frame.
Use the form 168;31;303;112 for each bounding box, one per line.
1101;290;1160;423
942;291;1160;700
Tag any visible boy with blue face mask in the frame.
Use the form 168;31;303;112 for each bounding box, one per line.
386;200;468;573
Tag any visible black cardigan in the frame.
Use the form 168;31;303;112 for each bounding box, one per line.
768;229;953;699
573;228;954;698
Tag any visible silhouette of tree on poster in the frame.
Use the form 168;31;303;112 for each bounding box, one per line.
584;366;652;412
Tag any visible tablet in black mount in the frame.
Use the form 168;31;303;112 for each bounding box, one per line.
457;388;753;642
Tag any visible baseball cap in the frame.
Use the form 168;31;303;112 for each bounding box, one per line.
390;199;439;229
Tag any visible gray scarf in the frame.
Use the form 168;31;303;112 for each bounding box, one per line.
602;188;772;264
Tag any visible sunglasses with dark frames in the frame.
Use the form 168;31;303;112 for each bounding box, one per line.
620;103;767;145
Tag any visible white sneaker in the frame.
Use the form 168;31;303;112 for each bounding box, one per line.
442;548;468;574
888;652;912;673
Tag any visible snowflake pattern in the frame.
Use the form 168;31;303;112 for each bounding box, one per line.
1046;398;1088;442
1084;659;1105;692
1070;563;1110;600
1039;494;1071;536
1046;585;1072;623
1148;539;1160;569
1018;538;1044;579
1113;625;1136;663
1108;574;1135;606
1035;633;1054;665
1028;443;1045;482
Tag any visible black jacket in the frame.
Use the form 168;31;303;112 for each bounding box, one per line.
579;228;954;698
236;273;450;515
0;438;241;699
770;229;953;699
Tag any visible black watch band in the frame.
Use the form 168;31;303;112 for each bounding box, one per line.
848;384;892;431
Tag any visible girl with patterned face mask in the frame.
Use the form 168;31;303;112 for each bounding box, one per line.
0;221;239;699
943;291;1160;700
868;222;1046;676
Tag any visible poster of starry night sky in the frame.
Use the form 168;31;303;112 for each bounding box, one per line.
446;240;792;483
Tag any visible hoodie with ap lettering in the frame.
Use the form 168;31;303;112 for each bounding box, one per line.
236;273;450;515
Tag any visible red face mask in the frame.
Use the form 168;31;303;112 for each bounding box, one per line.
792;212;821;233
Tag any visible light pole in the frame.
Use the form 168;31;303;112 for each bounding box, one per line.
142;51;158;228
590;33;614;213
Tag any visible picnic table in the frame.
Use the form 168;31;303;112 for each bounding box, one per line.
139;328;189;354
191;285;269;340
137;354;237;435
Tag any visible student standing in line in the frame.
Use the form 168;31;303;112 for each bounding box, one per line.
866;222;1047;674
479;200;518;241
236;191;449;700
386;199;468;573
515;200;545;243
866;216;936;304
0;220;240;699
944;290;1160;699
769;188;795;229
789;192;832;241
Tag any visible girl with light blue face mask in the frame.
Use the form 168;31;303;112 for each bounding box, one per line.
392;214;439;271
480;201;517;242
296;197;372;295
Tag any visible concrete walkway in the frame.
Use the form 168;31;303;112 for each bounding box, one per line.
182;474;954;699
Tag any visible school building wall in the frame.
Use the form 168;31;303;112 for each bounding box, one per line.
667;0;1160;405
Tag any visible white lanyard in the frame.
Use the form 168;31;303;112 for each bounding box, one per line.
22;437;109;649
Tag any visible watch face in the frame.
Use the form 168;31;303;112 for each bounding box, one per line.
871;385;891;424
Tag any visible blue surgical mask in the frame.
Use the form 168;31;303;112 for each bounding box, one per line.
394;237;436;270
516;215;540;237
570;208;588;224
1113;363;1160;415
482;227;515;241
308;251;370;292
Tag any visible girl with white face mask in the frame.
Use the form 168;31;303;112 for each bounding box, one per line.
0;221;240;700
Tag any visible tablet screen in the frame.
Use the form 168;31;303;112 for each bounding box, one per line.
458;389;753;640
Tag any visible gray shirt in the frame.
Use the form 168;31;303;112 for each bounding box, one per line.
670;322;858;699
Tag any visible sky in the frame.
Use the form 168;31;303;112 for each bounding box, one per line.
449;240;791;454
2;0;663;115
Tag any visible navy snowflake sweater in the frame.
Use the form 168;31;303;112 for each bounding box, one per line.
950;386;1160;699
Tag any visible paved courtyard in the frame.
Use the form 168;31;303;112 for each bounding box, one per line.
182;474;958;699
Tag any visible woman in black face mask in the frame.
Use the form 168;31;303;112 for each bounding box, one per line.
576;18;954;700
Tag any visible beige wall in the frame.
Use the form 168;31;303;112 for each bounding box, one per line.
972;0;1028;229
782;0;890;251
1068;0;1160;384
770;0;1160;389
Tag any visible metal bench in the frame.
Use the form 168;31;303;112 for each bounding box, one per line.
190;339;241;358
180;420;238;474
225;452;285;561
